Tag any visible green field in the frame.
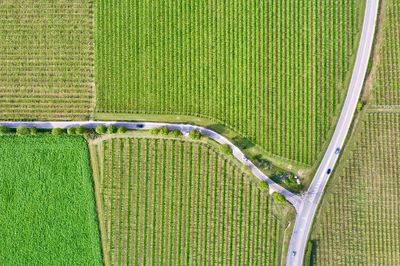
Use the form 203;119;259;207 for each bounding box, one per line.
0;0;94;120
0;136;102;265
95;0;362;166
90;136;290;265
373;0;400;106
310;112;400;265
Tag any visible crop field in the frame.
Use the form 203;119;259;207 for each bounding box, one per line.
373;0;400;106
310;112;400;265
0;136;102;265
95;0;362;165
0;0;94;120
91;137;287;265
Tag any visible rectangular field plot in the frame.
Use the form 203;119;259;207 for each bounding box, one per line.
95;0;362;165
0;136;102;265
0;1;94;120
91;137;286;265
310;112;400;265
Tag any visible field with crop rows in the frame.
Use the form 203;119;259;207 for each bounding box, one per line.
95;0;362;165
310;112;400;265
0;1;94;120
0;136;102;265
373;0;400;106
91;137;286;265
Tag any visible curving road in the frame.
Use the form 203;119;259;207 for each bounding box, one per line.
286;0;379;265
0;120;302;210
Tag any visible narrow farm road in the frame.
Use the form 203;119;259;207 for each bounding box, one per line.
286;0;379;265
0;120;302;210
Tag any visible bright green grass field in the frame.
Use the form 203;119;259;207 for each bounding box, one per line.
0;136;102;265
95;0;362;166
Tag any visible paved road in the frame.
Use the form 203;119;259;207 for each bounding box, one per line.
0;120;302;210
286;0;379;265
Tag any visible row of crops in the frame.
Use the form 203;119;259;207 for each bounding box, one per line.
95;0;361;165
0;0;94;120
91;137;285;265
310;112;400;265
373;0;400;106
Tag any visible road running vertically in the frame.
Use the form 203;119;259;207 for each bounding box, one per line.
286;0;379;265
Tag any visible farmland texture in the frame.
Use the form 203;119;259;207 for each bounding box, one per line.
310;112;400;265
95;0;362;165
91;137;287;265
373;0;400;106
0;1;94;120
0;136;102;265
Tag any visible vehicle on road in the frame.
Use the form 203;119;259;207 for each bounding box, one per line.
136;124;144;128
326;168;332;174
292;251;296;256
335;147;341;154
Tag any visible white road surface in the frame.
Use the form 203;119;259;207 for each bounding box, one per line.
286;0;379;265
0;120;302;210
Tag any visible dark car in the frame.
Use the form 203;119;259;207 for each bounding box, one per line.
335;147;340;154
136;124;144;128
327;168;332;174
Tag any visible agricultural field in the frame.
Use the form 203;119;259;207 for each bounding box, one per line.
95;0;363;166
372;0;400;106
310;112;400;265
0;136;102;265
90;136;290;265
0;0;94;120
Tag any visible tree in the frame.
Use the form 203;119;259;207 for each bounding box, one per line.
189;130;202;140
52;128;63;136
16;125;29;136
257;181;268;191
219;144;232;155
76;126;86;135
150;128;159;135
117;126;127;134
0;125;10;135
95;125;107;134
30;127;38;135
107;125;117;134
171;129;182;138
160;127;169;136
67;127;76;135
272;192;286;204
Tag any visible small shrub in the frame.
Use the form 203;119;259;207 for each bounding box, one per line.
150;128;159;135
52;128;64;136
189;130;202;140
219;144;232;155
0;125;11;135
67;127;76;135
257;181;268;191
76;126;86;135
272;192;286;204
170;129;182;138
95;125;107;134
356;100;364;112
160;127;169;136
117;126;128;134
16;126;29;136
107;125;117;134
30;127;38;135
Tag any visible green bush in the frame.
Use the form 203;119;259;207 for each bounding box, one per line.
257;181;268;191
76;126;86;135
272;192;286;204
95;125;107;134
219;144;232;155
160;127;169;136
150;128;159;135
170;129;182;138
0;125;11;135
30;127;38;135
16;126;29;136
67;127;76;135
107;125;117;134
189;130;202;140
52;128;64;136
117;126;128;134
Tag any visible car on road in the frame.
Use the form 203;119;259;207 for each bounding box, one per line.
335;147;341;154
136;124;144;128
326;168;332;174
292;251;296;256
